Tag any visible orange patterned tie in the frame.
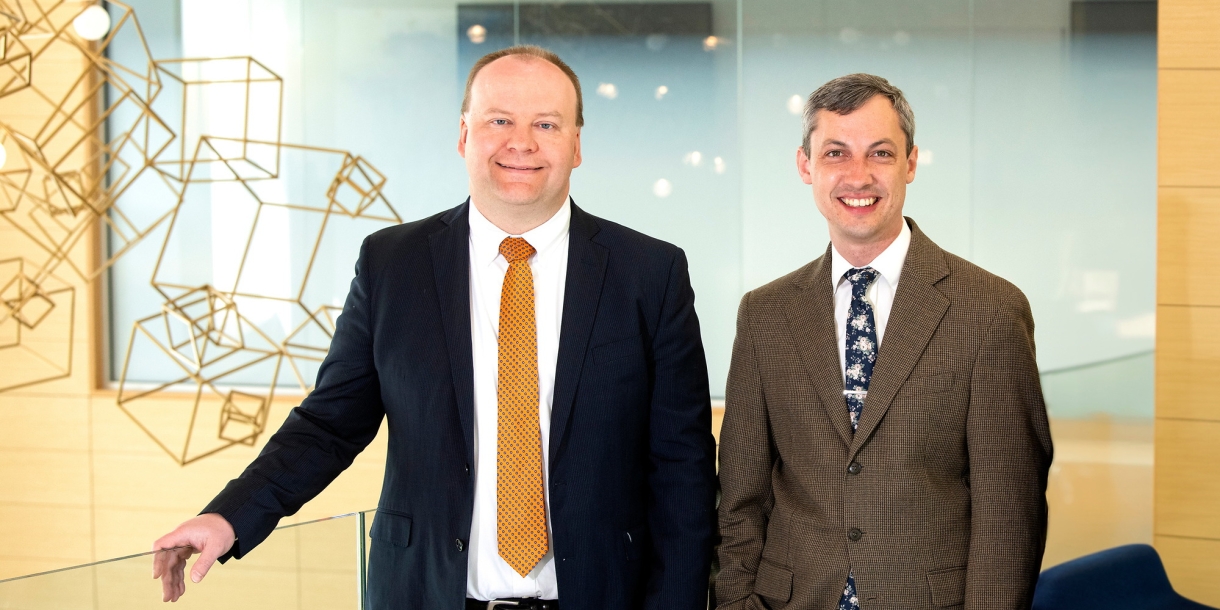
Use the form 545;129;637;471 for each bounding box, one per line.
496;237;548;577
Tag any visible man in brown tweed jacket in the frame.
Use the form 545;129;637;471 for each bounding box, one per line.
716;74;1053;610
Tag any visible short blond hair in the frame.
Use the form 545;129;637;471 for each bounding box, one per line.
461;45;584;127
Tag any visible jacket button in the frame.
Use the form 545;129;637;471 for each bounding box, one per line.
847;462;862;475
455;539;465;552
848;528;863;542
464;463;470;474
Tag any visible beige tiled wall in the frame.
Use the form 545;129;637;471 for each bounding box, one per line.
1156;0;1220;604
0;386;389;579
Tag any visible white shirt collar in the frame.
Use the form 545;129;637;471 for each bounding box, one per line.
468;196;572;267
830;218;912;289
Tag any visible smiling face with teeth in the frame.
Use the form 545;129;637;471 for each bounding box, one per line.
459;54;582;234
796;94;918;266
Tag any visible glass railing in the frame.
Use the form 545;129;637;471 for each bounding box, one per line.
0;510;376;610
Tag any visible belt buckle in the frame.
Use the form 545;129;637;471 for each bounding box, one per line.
487;602;520;610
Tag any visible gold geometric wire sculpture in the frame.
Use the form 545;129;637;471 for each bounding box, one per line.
0;257;74;391
282;303;342;393
0;0;173;282
0;0;402;464
150;56;283;183
116;136;400;463
116;285;283;465
0;1;180;399
0;6;34;99
147;136;401;388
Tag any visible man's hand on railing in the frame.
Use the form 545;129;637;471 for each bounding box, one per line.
151;513;236;602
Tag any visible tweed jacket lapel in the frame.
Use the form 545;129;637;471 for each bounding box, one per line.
848;219;950;458
784;245;855;447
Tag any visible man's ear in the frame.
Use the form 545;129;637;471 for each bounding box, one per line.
457;114;469;158
572;127;582;169
796;146;814;185
906;144;918;183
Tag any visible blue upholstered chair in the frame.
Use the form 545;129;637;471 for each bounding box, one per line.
1033;544;1216;610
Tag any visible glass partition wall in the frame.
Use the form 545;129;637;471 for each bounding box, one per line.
738;0;1156;418
107;0;1156;419
0;512;371;610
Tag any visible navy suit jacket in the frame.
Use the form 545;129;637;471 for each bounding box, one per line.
203;201;718;610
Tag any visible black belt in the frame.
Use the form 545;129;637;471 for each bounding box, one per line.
465;598;559;610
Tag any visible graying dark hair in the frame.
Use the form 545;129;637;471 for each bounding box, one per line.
801;73;915;158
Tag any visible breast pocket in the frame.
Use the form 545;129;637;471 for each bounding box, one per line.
592;334;645;365
902;372;955;396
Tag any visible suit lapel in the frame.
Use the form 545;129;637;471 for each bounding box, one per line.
429;201;476;462
784;247;855;447
848;220;950;458
549;203;607;469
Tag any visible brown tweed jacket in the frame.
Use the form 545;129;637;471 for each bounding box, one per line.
716;219;1053;610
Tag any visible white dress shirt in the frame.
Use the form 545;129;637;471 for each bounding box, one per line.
831;219;912;378
466;197;570;600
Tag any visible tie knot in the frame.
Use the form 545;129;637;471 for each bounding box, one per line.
844;267;879;291
500;237;535;263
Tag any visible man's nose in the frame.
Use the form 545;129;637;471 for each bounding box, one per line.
841;156;874;188
506;122;537;153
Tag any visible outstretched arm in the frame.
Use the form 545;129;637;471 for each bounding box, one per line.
152;237;386;599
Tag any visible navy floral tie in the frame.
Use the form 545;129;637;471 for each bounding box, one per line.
840;267;879;610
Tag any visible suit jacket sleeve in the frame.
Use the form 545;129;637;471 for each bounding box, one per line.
644;249;719;610
964;289;1053;609
714;291;773;610
202;237;386;559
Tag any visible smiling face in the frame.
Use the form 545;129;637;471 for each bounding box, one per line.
458;55;582;227
797;94;917;261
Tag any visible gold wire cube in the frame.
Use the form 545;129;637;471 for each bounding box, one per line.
0;258;74;391
117;285;282;465
152;57;283;183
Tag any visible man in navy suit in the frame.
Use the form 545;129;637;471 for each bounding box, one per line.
152;45;718;610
